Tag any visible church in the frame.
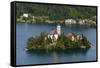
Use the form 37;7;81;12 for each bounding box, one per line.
48;25;61;41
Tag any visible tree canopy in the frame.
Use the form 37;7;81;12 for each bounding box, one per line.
16;3;96;20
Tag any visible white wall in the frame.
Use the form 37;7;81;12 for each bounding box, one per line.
0;0;99;68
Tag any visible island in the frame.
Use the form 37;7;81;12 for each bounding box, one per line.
26;25;91;51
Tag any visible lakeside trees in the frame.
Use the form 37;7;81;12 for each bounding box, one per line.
16;3;96;21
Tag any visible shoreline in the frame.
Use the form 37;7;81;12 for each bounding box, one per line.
16;22;96;28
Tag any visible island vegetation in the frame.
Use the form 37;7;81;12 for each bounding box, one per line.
26;32;91;51
16;3;97;28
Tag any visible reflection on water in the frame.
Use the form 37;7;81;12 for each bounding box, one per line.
26;48;90;55
26;48;90;63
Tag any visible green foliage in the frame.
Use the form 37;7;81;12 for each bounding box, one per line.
91;16;96;22
26;32;91;50
81;34;91;47
16;3;96;20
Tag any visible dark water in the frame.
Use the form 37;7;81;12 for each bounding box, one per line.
16;23;97;65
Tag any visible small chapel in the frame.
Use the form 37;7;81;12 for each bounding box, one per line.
48;25;61;40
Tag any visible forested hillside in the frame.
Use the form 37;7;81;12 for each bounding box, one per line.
16;3;96;20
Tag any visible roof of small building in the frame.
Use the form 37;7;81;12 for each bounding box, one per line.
49;29;58;35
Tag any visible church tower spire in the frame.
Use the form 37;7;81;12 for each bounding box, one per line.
57;24;61;35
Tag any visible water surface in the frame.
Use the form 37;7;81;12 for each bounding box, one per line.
16;23;96;65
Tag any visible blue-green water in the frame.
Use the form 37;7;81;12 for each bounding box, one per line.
16;23;96;65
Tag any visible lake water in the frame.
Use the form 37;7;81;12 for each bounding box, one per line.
16;23;97;65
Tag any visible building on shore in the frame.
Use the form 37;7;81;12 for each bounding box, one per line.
22;13;29;18
65;19;76;24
